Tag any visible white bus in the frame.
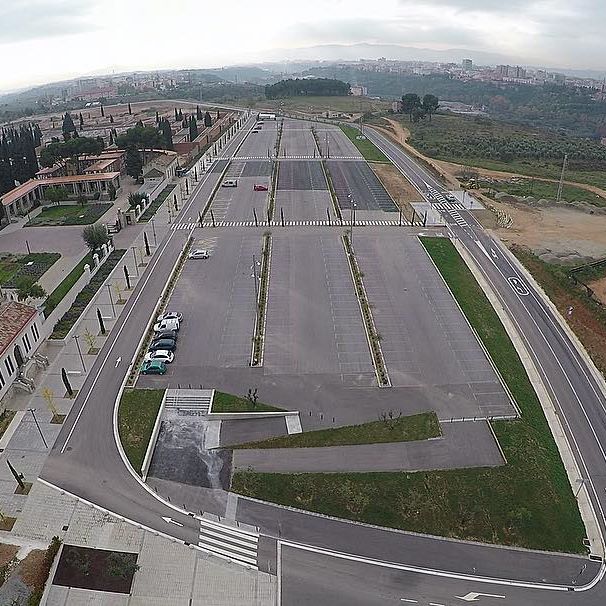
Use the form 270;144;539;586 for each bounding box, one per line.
258;112;277;121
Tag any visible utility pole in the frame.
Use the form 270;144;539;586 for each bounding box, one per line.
556;154;568;203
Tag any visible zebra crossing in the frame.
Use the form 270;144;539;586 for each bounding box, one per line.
172;218;420;230
198;517;259;569
448;210;468;227
433;201;465;211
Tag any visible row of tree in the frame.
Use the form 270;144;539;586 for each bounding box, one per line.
400;94;440;122
0;124;42;196
265;78;350;99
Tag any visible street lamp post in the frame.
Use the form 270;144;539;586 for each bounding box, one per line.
73;334;86;372
28;408;48;449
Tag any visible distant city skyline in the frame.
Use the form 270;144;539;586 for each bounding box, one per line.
1;0;604;91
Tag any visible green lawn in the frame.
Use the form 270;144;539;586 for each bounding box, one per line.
0;252;61;288
340;125;389;163
0;410;16;440
232;412;440;449
261;95;391;115
232;237;586;553
44;253;94;317
212;391;284;413
482;178;606;207
117;389;165;472
26;204;112;226
139;185;175;222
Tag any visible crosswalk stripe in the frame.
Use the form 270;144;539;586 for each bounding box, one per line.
197;541;258;567
198;533;258;554
199;517;259;539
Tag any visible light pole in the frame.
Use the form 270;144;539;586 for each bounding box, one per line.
131;247;139;277
107;284;116;317
28;409;48;448
251;255;260;302
73;334;86;372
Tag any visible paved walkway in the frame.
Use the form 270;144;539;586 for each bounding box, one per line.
232;421;505;473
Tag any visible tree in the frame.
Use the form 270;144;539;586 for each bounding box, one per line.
174;107;179;122
128;192;147;208
204;111;212;127
422;94;439;121
178;109;183;120
106;552;140;579
109;114;114;124
116;125;163;150
189;116;198;141
79;113;84;129
109;131;114;146
77;194;87;207
128;102;132;115
125;146;143;180
155;111;159;124
82;223;109;253
401;93;422;122
39;137;104;169
412;105;426;122
62;112;77;140
196;105;203;120
100;105;105;118
15;277;46;302
159;119;173;150
108;182;116;201
44;186;69;205
216;109;220;120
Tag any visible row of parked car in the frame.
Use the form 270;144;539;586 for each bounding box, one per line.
140;311;183;375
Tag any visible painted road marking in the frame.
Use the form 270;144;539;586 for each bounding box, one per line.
400;599;418;603
198;517;259;569
115;357;122;367
507;276;530;296
456;591;506;602
162;516;184;527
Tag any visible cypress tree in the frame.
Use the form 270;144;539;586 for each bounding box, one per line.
174;107;179;122
189;116;198;141
204;111;212;127
128;102;132;115
101;105;105;117
125;146;143;179
62;113;76;140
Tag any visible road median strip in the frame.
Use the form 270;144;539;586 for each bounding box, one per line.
251;233;272;367
342;233;390;387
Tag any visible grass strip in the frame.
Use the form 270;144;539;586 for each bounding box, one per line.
268;160;278;221
117;389;164;472
339;125;389;163
0;410;16;440
232;237;586;553
233;412;440;449
43;253;93;317
50;250;125;339
251;233;271;366
26;204;112;226
139;185;176;222
212;391;285;413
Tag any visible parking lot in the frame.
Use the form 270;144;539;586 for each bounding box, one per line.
137;234;262;388
264;233;375;382
327;160;398;212
317;125;362;158
354;234;515;419
280;120;318;156
236;121;277;158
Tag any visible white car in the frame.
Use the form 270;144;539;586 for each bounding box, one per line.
157;311;183;322
144;350;174;364
189;249;210;259
154;318;180;333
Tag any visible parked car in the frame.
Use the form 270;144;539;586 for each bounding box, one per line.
140;360;167;375
154;318;180;333
157;311;183;322
154;330;178;342
253;184;268;191
189;249;210;259
144;350;174;364
149;338;176;353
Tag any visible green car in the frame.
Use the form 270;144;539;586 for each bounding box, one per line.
140;360;166;375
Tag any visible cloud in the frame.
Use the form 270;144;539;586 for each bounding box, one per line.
0;0;98;44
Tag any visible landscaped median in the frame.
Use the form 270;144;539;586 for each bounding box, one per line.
211;391;285;414
232;412;439;449
251;233;271;366
43;253;93;317
117;389;165;472
138;185;176;223
50;250;126;339
232;236;587;553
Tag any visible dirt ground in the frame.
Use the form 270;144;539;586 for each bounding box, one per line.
588;277;606;305
376;118;606;261
371;162;419;220
0;543;18;567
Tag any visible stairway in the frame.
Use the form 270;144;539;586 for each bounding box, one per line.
163;388;214;415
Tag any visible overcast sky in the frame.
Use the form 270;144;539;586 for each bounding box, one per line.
1;0;603;91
